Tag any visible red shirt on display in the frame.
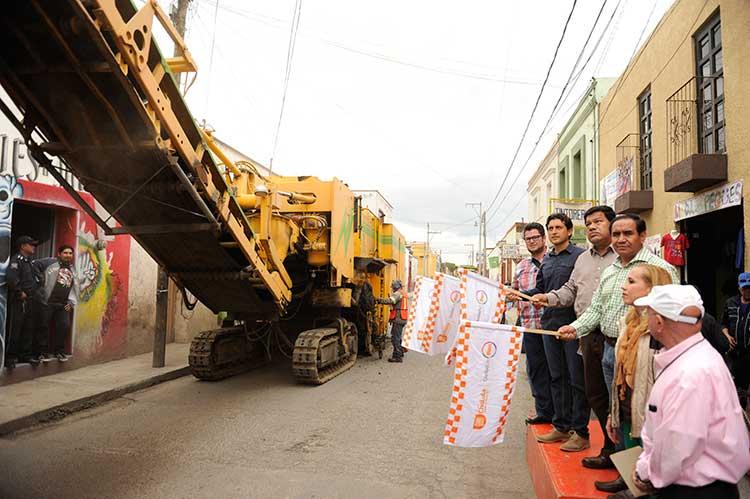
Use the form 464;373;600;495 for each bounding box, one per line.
661;233;689;266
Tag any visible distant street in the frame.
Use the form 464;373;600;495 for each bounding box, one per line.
0;352;535;499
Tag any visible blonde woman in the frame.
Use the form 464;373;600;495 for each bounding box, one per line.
607;264;673;449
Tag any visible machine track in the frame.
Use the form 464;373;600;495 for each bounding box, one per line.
189;327;268;381
292;322;358;385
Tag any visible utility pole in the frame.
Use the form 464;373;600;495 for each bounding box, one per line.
466;202;485;276
464;243;474;266
425;222;441;276
153;0;194;368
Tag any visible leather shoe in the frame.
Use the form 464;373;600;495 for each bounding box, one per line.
595;476;627;493
525;415;552;425
387;357;403;363
582;450;615;469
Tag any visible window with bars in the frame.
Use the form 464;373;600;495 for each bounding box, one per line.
638;88;653;190
695;14;724;154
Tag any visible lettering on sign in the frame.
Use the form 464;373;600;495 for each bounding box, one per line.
673;180;742;221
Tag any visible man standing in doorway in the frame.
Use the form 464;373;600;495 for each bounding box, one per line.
721;272;750;409
6;235;41;368
376;279;408;363
531;206;617;469
512;222;552;425
521;213;589;452
36;245;79;362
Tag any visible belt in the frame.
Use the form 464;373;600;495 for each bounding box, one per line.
604;335;617;347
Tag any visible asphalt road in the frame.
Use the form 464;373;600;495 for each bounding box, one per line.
0;351;535;499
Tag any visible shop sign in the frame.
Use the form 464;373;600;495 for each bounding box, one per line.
550;198;595;225
673;180;743;221
599;159;633;208
488;256;499;269
501;244;523;259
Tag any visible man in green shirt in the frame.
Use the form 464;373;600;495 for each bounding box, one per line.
559;214;677;374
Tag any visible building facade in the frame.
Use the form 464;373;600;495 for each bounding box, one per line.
0;92;218;383
598;0;750;316
527;140;559;225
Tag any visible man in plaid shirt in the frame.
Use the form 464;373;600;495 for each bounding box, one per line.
512;222;552;425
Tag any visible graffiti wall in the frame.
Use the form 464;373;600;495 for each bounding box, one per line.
0;175;23;369
0;178;131;369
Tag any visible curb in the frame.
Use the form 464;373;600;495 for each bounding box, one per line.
0;366;191;437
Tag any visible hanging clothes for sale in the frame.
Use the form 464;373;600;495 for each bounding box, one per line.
401;275;435;352
443;321;524;447
661;231;689;267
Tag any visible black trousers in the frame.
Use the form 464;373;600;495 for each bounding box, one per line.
658;480;738;498
728;349;750;407
390;321;405;359
580;329;615;451
6;297;35;359
523;331;553;420
36;302;72;354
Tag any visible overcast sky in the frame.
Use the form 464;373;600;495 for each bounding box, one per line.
163;0;673;263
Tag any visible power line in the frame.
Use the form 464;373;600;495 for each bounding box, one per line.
270;0;303;173
484;0;579;217
486;0;623;226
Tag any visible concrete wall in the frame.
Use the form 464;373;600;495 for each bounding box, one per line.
598;0;750;263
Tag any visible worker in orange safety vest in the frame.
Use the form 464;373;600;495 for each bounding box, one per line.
376;279;409;363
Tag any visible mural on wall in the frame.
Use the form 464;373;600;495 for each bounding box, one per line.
0;174;23;369
75;217;129;359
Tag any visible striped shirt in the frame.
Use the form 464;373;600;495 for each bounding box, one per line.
570;247;679;339
512;252;545;329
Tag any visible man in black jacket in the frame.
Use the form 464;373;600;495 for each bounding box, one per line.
6;236;41;368
721;272;750;408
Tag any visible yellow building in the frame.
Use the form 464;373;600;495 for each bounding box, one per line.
598;0;749;315
409;242;440;277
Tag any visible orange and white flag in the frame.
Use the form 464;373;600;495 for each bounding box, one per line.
445;270;508;365
443;321;524;447
419;272;462;355
401;275;435;352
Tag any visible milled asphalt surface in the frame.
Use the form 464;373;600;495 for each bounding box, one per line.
0;351;536;499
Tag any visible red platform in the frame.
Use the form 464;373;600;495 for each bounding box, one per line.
526;422;620;499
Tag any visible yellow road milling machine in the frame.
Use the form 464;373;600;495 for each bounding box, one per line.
0;0;408;384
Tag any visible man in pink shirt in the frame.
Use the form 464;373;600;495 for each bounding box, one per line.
631;285;750;498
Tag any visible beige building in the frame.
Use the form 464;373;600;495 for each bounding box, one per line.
598;0;749;315
488;222;526;285
527;139;559;225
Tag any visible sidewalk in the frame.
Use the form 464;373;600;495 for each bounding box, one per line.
0;343;191;436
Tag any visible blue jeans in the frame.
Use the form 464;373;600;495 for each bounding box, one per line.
523;332;553;420
543;335;590;436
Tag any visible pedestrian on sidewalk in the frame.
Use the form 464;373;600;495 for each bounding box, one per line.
34;245;79;362
520;213;589;452
511;222;552;426
531;205;617;468
376;279;408;363
721;272;750;409
631;285;750;498
6;236;42;368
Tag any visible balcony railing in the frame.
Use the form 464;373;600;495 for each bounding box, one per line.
615;133;641;191
666;76;721;166
664;76;727;192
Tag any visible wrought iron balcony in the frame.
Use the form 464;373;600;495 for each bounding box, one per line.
613;133;653;213
664;76;727;192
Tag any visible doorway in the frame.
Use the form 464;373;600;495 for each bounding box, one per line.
11;201;55;258
683;205;743;317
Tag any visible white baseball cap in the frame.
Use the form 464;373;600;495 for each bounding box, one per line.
633;284;705;324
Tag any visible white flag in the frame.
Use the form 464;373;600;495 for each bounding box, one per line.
401;276;435;352
443;321;524;447
418;272;462;355
445;270;508;365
